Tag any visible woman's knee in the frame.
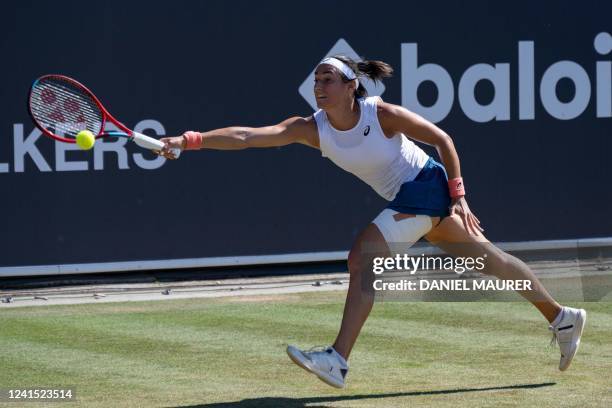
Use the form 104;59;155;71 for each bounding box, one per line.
347;251;365;276
347;224;388;278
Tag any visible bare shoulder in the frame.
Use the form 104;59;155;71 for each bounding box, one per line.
283;115;316;128
374;98;407;137
375;98;405;119
284;115;319;149
375;98;430;137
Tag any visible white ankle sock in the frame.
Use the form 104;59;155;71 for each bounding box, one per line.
550;307;565;327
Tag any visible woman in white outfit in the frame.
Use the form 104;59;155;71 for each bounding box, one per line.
159;56;586;389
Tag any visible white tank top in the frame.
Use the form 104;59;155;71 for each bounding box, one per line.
314;96;430;201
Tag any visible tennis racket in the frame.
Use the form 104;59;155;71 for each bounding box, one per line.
28;74;179;156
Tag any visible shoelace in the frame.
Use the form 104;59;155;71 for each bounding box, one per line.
305;345;329;354
548;325;558;348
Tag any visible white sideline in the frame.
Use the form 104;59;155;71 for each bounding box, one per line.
0;237;611;277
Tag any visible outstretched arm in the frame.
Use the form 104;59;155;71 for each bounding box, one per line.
377;101;483;235
159;116;318;157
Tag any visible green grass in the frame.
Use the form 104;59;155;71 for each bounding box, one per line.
0;293;611;407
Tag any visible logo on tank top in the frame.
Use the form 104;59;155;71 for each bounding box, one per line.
363;125;370;136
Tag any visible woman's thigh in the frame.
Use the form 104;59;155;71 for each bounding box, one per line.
425;214;506;262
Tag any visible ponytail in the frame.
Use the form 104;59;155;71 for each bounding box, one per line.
332;55;393;99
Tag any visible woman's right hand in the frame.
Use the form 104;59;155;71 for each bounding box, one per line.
157;135;187;160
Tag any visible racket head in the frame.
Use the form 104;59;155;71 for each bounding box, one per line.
28;74;120;143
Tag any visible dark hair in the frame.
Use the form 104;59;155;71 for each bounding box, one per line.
331;55;393;99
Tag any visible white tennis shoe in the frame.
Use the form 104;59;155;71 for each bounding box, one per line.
549;306;587;371
286;345;349;388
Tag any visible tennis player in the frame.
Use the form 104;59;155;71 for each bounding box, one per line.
159;56;586;388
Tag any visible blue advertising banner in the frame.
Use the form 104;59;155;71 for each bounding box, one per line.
1;0;610;273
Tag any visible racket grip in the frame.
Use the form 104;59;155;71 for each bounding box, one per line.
132;131;164;150
132;132;181;158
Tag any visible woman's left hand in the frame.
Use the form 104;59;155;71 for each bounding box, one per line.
449;197;484;235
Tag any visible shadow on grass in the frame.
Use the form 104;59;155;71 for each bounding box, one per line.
172;382;556;408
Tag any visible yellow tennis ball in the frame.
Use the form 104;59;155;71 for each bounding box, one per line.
76;130;96;150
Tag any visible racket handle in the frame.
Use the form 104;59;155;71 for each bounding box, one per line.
132;131;181;158
132;131;164;150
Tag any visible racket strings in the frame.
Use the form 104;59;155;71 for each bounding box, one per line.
30;78;103;139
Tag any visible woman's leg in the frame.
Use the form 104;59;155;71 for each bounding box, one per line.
425;214;562;323
287;221;397;388
333;210;434;359
332;223;390;360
